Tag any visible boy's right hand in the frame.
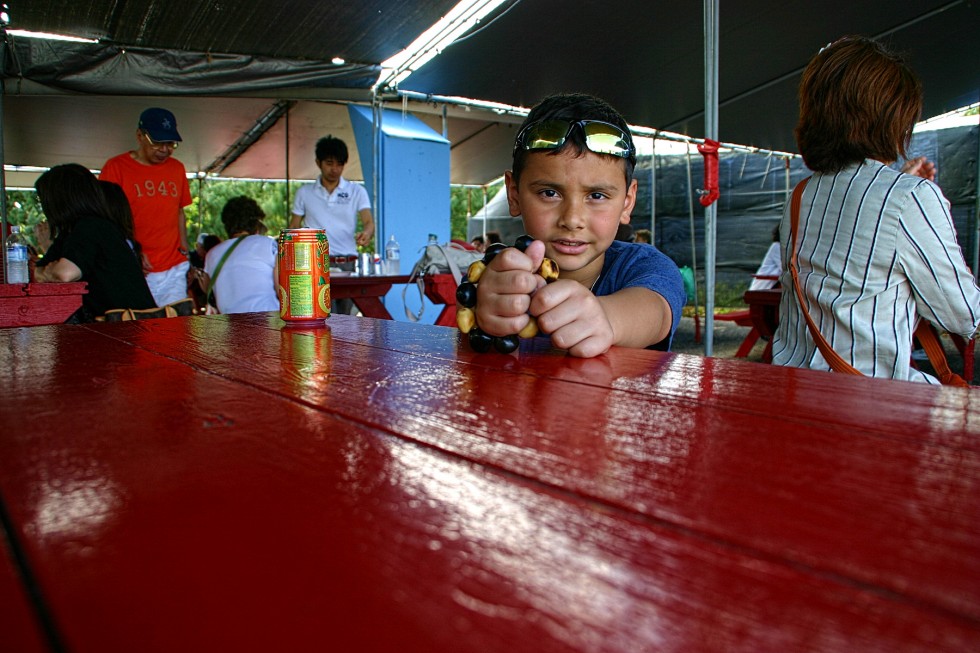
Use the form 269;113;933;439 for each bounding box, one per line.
475;240;547;337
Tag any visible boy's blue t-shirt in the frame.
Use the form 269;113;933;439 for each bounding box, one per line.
592;240;686;350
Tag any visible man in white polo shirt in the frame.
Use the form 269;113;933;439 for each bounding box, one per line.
290;135;375;314
289;135;375;265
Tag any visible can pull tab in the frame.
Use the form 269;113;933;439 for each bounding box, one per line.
697;139;720;207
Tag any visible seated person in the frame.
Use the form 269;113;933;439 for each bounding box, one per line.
32;164;156;322
474;93;686;357
748;225;781;290
188;232;222;311
98;180;143;259
772;37;980;383
202;196;278;314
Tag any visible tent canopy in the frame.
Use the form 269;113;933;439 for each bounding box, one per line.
2;0;978;186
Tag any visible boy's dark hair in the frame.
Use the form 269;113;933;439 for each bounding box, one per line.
221;196;265;236
795;36;922;173
315;135;349;165
511;93;636;184
486;231;503;244
35;163;113;239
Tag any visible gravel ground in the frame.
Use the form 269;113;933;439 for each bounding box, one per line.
670;315;767;362
670;314;978;384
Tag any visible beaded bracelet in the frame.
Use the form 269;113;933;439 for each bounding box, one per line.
455;234;559;353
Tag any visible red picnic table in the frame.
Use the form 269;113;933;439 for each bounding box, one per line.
1;313;979;651
743;287;975;381
0;282;88;328
330;272;458;324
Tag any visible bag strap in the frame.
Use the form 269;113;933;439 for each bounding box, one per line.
401;252;427;323
789;177;967;386
432;242;466;285
788;177;861;375
206;237;245;306
915;322;969;387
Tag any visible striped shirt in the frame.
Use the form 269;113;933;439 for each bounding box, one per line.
772;159;980;384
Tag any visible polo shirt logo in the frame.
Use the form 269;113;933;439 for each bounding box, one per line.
338;192;350;199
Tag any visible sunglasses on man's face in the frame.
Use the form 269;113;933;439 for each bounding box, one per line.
142;131;179;150
514;119;635;159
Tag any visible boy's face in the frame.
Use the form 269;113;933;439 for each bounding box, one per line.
505;149;636;284
317;157;345;184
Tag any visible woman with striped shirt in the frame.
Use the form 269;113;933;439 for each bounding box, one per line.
772;36;980;383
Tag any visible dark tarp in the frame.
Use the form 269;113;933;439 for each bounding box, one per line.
2;40;381;96
6;0;460;64
2;0;978;184
402;0;980;154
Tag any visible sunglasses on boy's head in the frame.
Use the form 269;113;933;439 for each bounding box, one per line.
513;119;636;160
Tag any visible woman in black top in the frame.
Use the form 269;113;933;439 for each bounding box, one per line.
33;164;156;321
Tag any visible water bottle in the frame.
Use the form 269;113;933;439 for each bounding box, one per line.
385;234;400;275
5;225;30;284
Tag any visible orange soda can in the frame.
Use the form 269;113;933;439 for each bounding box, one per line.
277;229;330;323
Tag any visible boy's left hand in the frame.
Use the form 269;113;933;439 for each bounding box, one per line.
530;280;615;358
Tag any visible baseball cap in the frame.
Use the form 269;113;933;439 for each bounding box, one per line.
138;108;182;143
196;232;210;246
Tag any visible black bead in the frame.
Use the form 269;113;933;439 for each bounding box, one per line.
483;243;507;264
493;334;520;354
456;281;478;308
514;234;534;252
468;328;493;353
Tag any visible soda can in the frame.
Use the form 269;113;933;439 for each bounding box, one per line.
277;229;330;323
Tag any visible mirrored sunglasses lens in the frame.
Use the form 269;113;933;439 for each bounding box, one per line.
522;120;570;150
583;124;631;157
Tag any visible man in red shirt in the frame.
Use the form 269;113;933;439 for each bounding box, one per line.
100;108;192;306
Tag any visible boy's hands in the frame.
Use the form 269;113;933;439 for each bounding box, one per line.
475;240;546;337
528;277;614;358
476;239;614;357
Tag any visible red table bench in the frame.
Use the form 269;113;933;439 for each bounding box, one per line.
0;282;88;328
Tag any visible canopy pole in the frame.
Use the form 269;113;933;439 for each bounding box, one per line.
372;94;383;247
649;138;656;243
703;0;720;356
0;78;8;282
284;106;291;221
685;146;700;335
974;123;980;278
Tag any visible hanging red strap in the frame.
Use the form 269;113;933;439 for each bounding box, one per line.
697;139;720;207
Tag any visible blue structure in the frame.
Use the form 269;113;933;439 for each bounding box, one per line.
348;105;451;323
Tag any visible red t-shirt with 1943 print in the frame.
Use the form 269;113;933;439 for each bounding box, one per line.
100;152;192;273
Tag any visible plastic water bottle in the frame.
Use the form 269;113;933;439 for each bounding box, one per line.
5;225;29;284
385;235;400;275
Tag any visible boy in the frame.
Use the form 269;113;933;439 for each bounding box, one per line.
475;93;685;358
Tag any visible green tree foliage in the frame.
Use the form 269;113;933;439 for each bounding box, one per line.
450;181;503;240
185;179;293;241
8;177;505;255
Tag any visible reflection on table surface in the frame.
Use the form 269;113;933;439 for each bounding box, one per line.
1;312;978;652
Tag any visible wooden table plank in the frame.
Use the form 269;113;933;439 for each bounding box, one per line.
1;326;978;651
330;273;412;319
0;519;50;653
0;282;87;328
57;315;980;622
